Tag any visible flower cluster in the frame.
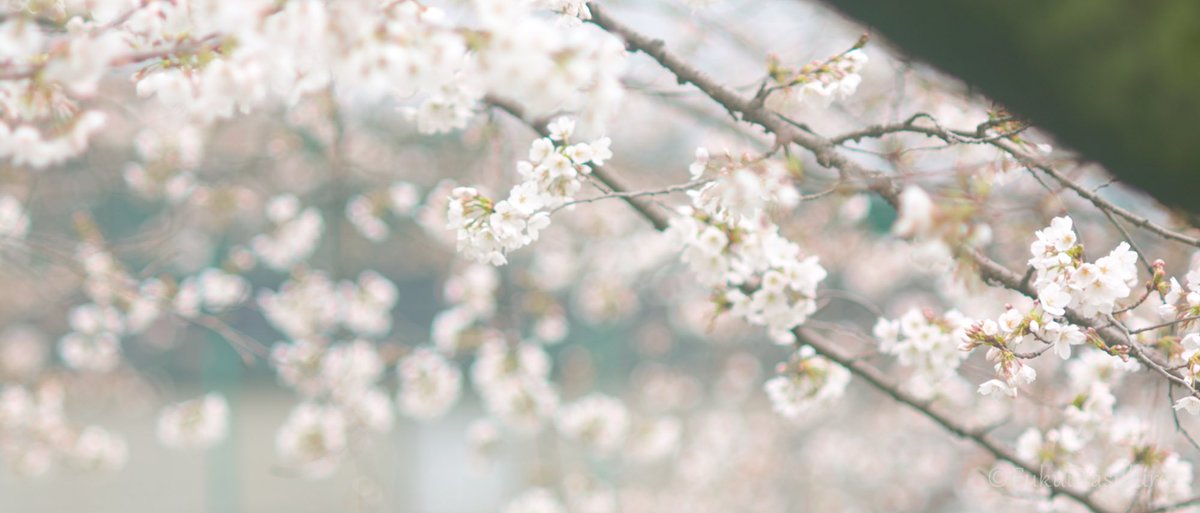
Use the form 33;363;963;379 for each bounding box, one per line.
252;195;324;272
768;45;868;106
1160;267;1200;320
432;263;502;353
274;402;349;479
156;393;230;450
961;306;1088;397
979;343;1196;510
669;150;826;342
1015;426;1085;482
396;348;463;420
889;184;993;273
555;393;630;454
1028;216;1139;318
344;181;422;242
1063;351;1129;433
258;273;341;341
53;243;175;374
0;9;128;168
173;268;250;317
124;0;625;130
764;346;850;419
269;339;394;477
448;118;611;265
623;416;682;464
471;1;626;125
0;103;108;169
70;425;129;472
872;308;971;399
471;338;560;434
948;216;1141;399
891;185;937;239
123;125;202;203
1003;412;1195;509
57;303;125;373
1157;271;1200;413
1;383;128;476
258;270;398;341
0;0;628;177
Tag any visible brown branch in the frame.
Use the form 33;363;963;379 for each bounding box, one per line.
588;3;895;207
994;139;1200;249
794;326;1109;512
491;51;1113;513
1129;314;1200;335
825;112;1200;249
1114;284;1156;315
470;8;1200;512
0;35;221;81
550;179;710;214
499;88;1107;510
969;246;1195;393
587;1;1198;403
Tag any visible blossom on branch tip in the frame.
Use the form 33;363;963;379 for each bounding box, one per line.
448;120;611;265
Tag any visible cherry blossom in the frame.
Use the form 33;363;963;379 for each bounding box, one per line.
3;2;1200;513
396;348;463;420
555;393;630;454
275;402;347;479
447;119;611;265
156;393;230;450
764;346;850;418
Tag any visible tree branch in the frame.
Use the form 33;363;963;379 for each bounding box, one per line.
794;325;1110;513
499;87;1108;510
587;1;1199;404
826;113;1200;249
485;95;672;231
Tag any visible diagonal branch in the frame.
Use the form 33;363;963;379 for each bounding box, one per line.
795;326;1111;513
485;65;1112;513
486;95;671;231
827;115;1200;248
586;1;1197;403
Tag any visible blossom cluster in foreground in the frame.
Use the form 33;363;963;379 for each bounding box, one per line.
448;118;612;265
669;149;826;343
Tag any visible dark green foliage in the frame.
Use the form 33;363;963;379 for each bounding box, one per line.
824;0;1200;212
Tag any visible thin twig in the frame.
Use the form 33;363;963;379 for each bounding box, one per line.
551;179;710;215
1129;315;1200;335
1168;384;1200;454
